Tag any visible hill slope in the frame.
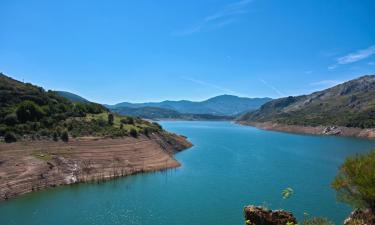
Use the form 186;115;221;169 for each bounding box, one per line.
106;95;272;116
55;91;89;103
112;106;234;120
238;75;375;129
0;73;175;142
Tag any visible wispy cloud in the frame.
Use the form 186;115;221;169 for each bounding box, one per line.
368;61;375;66
180;76;244;96
174;0;253;36
328;45;375;70
258;78;285;97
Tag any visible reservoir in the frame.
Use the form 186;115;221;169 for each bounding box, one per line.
1;121;374;225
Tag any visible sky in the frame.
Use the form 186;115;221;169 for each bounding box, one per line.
1;0;375;104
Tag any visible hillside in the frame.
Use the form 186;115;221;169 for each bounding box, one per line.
55;91;89;103
106;95;272;116
0;73;193;201
111;106;234;120
238;75;375;129
0;73;177;142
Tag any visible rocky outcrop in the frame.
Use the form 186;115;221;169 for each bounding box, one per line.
344;209;375;225
244;206;297;225
0;133;192;201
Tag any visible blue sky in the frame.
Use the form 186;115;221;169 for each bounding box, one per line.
1;0;374;104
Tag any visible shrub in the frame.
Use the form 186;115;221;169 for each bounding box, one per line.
108;113;114;125
61;130;69;142
4;132;17;143
332;149;375;211
121;116;134;125
16;100;44;122
152;122;162;130
129;128;138;138
4;113;18;126
52;131;59;141
303;217;334;225
143;127;150;137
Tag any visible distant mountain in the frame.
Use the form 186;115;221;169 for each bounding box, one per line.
112;106;234;120
106;95;272;116
56;91;89;103
237;75;375;128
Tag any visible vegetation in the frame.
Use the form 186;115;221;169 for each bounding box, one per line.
0;73;164;142
332;149;375;212
238;75;375;128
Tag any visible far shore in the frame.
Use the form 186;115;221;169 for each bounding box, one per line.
237;121;375;140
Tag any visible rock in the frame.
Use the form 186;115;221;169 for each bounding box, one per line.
244;206;297;225
344;209;375;225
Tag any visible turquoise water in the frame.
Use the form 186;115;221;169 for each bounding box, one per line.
1;121;374;225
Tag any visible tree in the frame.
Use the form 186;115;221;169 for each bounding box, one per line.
3;113;18;126
52;131;59;141
4;132;17;143
332;149;375;212
129;128;138;138
61;130;69;142
16;100;44;123
121;116;134;125
108;113;114;125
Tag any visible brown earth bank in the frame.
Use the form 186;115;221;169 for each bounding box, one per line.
0;132;192;201
237;121;375;140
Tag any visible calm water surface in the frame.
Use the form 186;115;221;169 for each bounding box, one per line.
1;121;374;225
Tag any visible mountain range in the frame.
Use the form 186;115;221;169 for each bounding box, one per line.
238;75;375;129
105;95;272;117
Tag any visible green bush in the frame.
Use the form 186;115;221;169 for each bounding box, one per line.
152;122;162;130
4;131;17;143
4;113;18;126
332;149;375;211
129;128;138;138
61;130;69;142
52;131;59;141
108;113;114;125
16;100;45;122
121;116;134;125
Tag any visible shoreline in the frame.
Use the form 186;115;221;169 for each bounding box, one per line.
0;132;192;201
237;121;375;140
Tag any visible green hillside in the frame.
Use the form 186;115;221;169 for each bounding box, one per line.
55;91;89;103
0;73;163;142
112;106;234;120
238;75;375;128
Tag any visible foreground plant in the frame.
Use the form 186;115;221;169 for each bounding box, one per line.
332;149;375;212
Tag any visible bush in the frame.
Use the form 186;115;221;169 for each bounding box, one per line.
121;116;134;125
52;131;59;141
61;130;69;142
108;113;114;125
152;122;162;130
4;113;18;126
4;132;17;143
129;128;138;138
332;149;375;211
16;100;44;122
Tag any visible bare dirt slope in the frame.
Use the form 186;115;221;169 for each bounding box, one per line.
0;133;192;201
